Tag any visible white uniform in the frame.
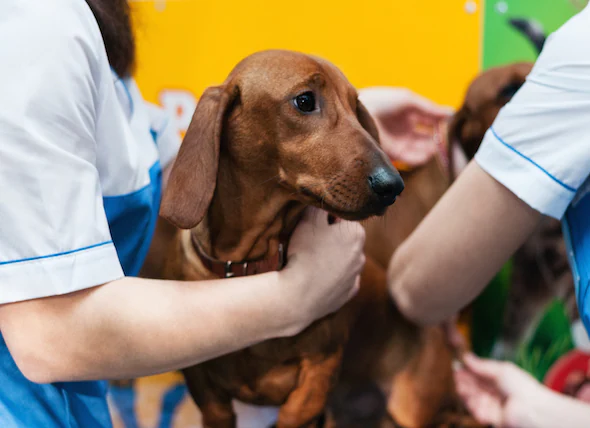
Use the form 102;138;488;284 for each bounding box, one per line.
0;0;179;304
0;1;179;426
476;5;590;219
474;5;590;335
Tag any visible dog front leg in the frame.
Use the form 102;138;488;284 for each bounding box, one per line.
182;367;236;428
276;348;343;428
387;326;454;428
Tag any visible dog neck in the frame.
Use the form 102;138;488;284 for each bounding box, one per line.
190;157;305;269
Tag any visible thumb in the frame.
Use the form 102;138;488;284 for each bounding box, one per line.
300;206;329;226
462;353;507;384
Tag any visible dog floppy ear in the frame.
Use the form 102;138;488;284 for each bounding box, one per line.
160;85;238;229
497;62;531;102
447;106;467;150
356;99;381;143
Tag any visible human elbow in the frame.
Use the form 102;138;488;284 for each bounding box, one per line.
9;341;76;384
390;273;430;325
388;248;439;325
3;326;82;384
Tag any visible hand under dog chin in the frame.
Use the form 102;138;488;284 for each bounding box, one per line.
310;201;390;222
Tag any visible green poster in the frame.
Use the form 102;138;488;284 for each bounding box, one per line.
482;0;583;70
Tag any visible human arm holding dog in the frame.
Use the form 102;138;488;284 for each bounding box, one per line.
0;207;364;384
0;5;365;386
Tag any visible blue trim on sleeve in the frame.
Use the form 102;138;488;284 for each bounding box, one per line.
150;117;169;145
489;127;577;193
0;241;113;266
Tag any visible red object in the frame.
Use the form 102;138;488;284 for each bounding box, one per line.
544;350;590;393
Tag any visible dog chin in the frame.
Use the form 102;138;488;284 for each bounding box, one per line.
297;189;392;220
323;204;389;222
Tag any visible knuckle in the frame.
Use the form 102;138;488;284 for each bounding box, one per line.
359;254;366;266
357;227;366;243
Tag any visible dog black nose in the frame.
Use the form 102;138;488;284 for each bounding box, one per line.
368;167;404;206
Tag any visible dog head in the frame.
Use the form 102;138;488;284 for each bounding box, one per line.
161;50;404;229
448;62;533;161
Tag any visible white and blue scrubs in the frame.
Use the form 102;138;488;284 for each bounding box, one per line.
0;1;180;426
475;6;590;337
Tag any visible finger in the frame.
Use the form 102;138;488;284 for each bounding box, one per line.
463;353;506;383
405;96;455;118
301;206;327;224
347;276;361;300
385;146;436;166
470;396;502;427
457;382;503;428
411;126;438;137
454;369;481;398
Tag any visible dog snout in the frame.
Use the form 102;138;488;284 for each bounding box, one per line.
367;166;404;206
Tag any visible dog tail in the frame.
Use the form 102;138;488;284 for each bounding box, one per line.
508;17;546;55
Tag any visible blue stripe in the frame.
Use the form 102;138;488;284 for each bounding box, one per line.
0;241;113;266
490;127;577;193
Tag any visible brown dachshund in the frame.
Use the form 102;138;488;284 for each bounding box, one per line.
448;62;577;361
157;50;405;428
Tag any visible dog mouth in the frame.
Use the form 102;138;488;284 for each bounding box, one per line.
298;187;392;221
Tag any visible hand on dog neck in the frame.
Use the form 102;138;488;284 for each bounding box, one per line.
191;157;305;264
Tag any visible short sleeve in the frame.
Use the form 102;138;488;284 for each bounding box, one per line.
0;1;123;304
475;6;590;220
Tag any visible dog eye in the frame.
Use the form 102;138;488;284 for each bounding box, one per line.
293;92;317;113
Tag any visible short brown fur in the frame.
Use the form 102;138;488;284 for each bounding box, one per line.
159;50;405;428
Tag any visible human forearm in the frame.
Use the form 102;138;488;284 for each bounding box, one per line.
0;273;296;383
388;161;541;324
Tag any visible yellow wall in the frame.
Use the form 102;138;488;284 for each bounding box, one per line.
131;0;481;138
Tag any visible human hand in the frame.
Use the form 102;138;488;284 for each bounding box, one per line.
358;87;453;168
454;353;547;428
279;207;365;334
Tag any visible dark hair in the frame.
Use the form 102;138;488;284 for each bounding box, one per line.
85;0;135;77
